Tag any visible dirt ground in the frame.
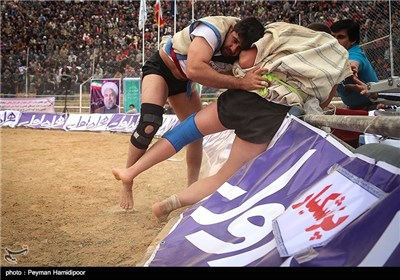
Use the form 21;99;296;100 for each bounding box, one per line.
0;127;191;267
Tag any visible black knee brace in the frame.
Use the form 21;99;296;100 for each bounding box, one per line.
131;103;164;149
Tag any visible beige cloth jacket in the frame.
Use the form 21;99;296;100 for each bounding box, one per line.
233;22;353;109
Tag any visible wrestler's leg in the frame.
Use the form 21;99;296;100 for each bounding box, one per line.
153;136;268;222
117;74;168;210
113;102;225;191
168;92;203;186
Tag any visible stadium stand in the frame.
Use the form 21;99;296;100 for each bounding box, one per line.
1;1;399;107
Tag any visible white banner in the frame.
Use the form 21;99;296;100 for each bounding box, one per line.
273;166;384;257
0;110;22;128
0;97;55;113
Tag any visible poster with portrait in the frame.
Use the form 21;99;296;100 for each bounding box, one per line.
123;78;141;113
90;79;121;114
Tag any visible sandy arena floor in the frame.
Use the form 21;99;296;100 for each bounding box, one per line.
1;127;190;266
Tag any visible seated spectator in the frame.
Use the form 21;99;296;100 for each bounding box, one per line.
330;19;379;111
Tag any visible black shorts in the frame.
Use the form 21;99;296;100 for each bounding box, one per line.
142;51;188;96
218;89;291;144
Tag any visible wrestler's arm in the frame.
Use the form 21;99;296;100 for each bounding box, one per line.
320;84;338;109
186;37;267;91
238;47;257;69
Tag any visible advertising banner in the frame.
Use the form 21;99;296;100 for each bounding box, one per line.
144;117;400;267
0;97;55;113
123;78;141;113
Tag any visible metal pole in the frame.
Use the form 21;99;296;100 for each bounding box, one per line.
92;47;96;77
25;47;29;96
174;0;177;35
388;0;394;77
142;23;145;66
79;75;93;114
157;1;160;50
192;0;194;22
303;114;400;139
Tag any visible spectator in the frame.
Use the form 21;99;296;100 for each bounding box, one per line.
330;19;379;111
58;64;72;95
0;1;396;97
42;75;57;96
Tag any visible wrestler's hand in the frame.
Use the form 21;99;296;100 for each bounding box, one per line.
240;67;270;91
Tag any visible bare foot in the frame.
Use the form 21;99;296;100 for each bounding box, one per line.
119;180;134;210
152;195;181;223
152;201;169;223
112;168;134;210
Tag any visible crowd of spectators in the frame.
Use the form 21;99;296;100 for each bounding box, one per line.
1;0;399;97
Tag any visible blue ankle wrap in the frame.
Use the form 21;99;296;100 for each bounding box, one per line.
162;113;203;152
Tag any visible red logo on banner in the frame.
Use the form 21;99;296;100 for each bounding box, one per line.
292;184;349;239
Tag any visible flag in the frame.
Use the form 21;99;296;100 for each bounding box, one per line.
138;0;147;30
155;0;164;27
170;0;174;18
170;0;177;18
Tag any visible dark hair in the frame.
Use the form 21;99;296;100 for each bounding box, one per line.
330;19;360;44
129;104;135;107
307;23;332;35
233;17;265;50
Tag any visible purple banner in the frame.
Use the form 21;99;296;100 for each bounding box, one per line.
107;113;140;133
145;117;400;267
2;111;181;135
64;114;113;131
16;112;67;130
